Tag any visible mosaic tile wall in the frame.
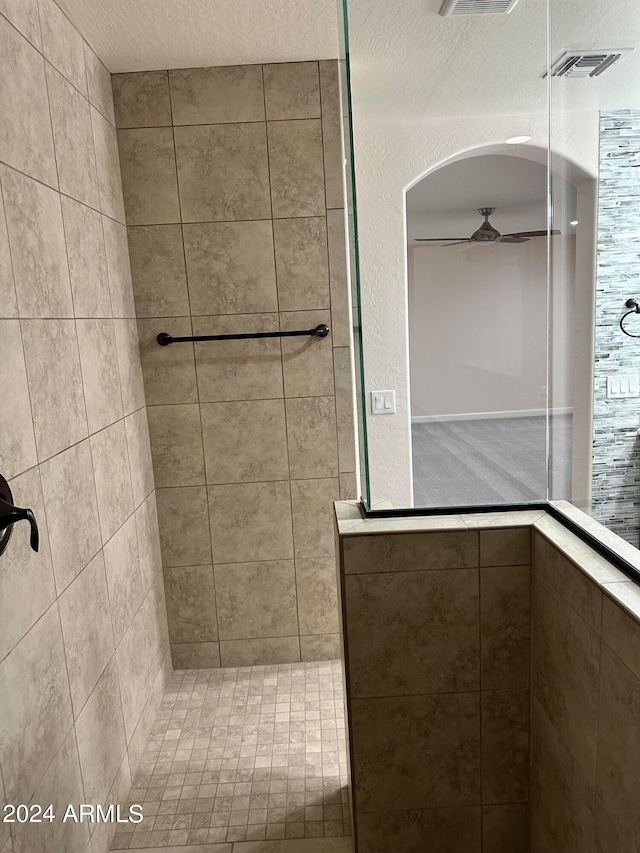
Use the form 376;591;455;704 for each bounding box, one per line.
593;110;640;546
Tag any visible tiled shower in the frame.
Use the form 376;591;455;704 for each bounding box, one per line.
1;4;171;853
0;1;355;851
112;62;356;669
4;2;640;853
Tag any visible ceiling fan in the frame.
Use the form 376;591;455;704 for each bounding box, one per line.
415;207;559;246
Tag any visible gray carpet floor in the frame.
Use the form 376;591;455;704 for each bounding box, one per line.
412;415;572;507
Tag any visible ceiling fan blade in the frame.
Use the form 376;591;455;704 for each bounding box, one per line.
504;229;562;238
497;236;529;244
443;240;472;247
415;237;467;242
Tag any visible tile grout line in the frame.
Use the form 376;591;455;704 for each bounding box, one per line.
0;170;39;474
262;63;302;664
0;147;126;231
0;5;116;125
318;62;344;491
116;115;330;131
164;68;218;668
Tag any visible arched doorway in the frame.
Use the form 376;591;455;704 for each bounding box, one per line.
405;146;596;508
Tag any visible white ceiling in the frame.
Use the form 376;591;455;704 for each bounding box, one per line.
405;153;580;242
57;0;640;102
57;0;340;72
347;0;640;120
406;155;547;214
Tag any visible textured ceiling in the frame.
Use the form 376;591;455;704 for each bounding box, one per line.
405;154;564;241
57;0;340;72
406;155;546;214
347;0;640;120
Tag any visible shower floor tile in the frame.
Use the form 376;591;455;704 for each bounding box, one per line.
111;660;351;849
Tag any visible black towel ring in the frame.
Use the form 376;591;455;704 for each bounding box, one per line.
620;299;640;338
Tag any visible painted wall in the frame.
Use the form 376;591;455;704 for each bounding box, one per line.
408;240;549;418
0;3;170;852
114;62;356;668
353;122;598;505
344;0;601;506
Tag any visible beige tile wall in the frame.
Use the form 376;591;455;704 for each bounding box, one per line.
114;61;356;669
338;525;532;853
531;528;640;852
338;506;640;853
0;3;170;852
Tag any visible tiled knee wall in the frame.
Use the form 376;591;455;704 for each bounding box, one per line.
113;62;357;669
338;511;640;852
339;522;532;853
531;521;640;852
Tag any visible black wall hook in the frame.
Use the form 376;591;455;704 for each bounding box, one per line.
0;474;39;557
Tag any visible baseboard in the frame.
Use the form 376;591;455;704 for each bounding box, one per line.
412;407;573;424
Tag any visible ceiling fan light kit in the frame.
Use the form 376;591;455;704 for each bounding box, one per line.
472;207;501;242
415;207;558;246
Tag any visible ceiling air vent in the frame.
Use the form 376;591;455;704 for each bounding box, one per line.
549;49;634;78
439;0;522;16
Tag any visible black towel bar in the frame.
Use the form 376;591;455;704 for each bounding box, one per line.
157;324;330;346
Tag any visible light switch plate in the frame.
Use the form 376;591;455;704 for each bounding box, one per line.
371;390;396;414
607;374;640;399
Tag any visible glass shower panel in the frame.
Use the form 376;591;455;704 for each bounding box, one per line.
549;0;640;546
338;21;371;506
341;0;549;509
